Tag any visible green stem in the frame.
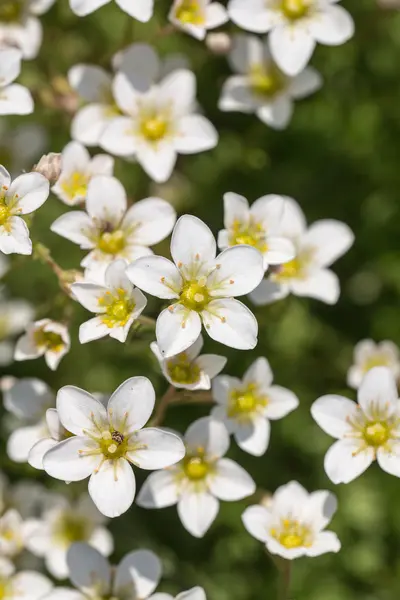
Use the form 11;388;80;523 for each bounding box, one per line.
278;560;292;600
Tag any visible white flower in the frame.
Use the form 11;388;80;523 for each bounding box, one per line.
51;175;176;283
0;296;33;366
347;339;400;390
0;48;33;115
227;0;354;76
15;319;70;370
127;215;264;358
211;357;298;456
219;35;322;130
0;166;49;255
218;191;295;270
0;559;52;600
169;0;228;41
242;481;340;558
0;0;55;59
249;196;354;306
311;366;400;483
151;334;227;390
24;493;113;579
156;589;206;600
137;416;255;538
52;141;114;206
4;378;54;463
72;260;147;344
0;509;25;558
69;0;153;21
100;69;218;183
42;377;185;518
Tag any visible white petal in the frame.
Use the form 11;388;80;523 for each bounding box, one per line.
90;153;114;177
68;65;111;101
7;424;45;463
136;142;177;183
257;96;293;130
100;117;137;156
50;211;93;248
209;458;255;500
114;42;160;81
269;24;316;76
72;104;111;146
228;0;281;33
212;375;241;405
112;71;143;114
377;447;400;478
0;216;32;255
114;550;161;599
242;504;271;542
177;492;219;538
41;589;83;600
174;115;218;154
218;76;256;113
28;438;58;470
290;268;340;304
264;385;299;419
311;395;358;438
309;5;354;45
67;542;111;593
72;283;107;312
128;428;185;469
176;588;206;600
249;279;289;305
301;220;354;268
0;48;21;86
104;259;131;291
122;197;176;246
156;305;202;358
185;416;230;458
12;572;52;600
43;437;100;481
116;0;154;20
0;84;34;115
223;192;249;230
171;214;216;268
202;298;258;350
158;69;196;116
136;470;180;508
194;354;227;381
107;376;155;432
4;377;52;419
243;357;273;389
234;417;270;456
305;531;341;557
89;458;135;517
324;439;374;484
126;256;182;299
263;236;295;265
89;527;114;557
301;490;338;530
57;386;107;436
228;34;264;74
288;67;323;99
205;3;229;28
207;246;264;297
86;175;126;225
79;317;110;343
358;366;398;418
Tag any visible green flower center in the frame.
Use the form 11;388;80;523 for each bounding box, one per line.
363;421;389;447
99;430;129;460
34;328;64;352
0;1;23;23
98;230;126;255
249;64;286;99
280;0;310;20
230;218;268;253
228;384;268;419
140;116;168;142
183;454;210;480
99;288;135;328
60;171;89;201
180;280;210;312
271;519;312;549
362;355;391;373
53;513;88;546
175;0;204;24
167;352;201;384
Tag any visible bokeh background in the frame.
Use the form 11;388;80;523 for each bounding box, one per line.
2;0;400;598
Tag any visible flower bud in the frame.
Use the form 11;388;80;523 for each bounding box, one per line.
205;32;232;55
33;153;62;185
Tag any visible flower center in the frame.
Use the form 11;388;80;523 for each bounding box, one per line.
53;513;88;546
98;230;126;255
228;384;268;419
34;328;64;352
363;421;390;447
167;352;201;384
271;519;312;549
280;0;310;20
0;578;13;600
180;280;210;312
99;430;128;460
362;355;391;373
175;0;205;24
60;171;89;201
249;64;286;99
0;1;23;22
140;116;168;142
183;453;210;481
99;288;135;328
230;218;268;253
0;200;10;227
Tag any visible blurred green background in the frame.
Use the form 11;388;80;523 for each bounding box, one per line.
3;0;400;598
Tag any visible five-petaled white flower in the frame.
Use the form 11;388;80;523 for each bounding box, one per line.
100;69;218;183
219;35;322;130
347;339;400;390
311;366;400;483
151;334;227;390
218;191;295;270
227;0;354;75
45;542;168;600
0;0;55;60
0;48;34;115
249;196;354;306
127;214;264;358
69;0;154;21
211;357;299;456
169;0;228;41
242;481;340;558
0;166;49;255
42;377;185;518
15;319;70;371
51;174;176;283
72;260;147;344
24;493;113;579
52;141;114;206
0;558;52;600
137;416;256;538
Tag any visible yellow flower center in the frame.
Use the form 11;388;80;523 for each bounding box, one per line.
280;0;310;20
167;352;201;384
363;421;389;447
0;578;13;600
34;328;64;352
0;203;10;227
362;355;391;373
60;171;89;201
271;519;312;549
180;280;210;312
175;0;204;24
140;116;168;142
0;1;23;22
249;64;286;99
230;218;268;253
99;430;129;460
53;513;88;546
228;384;268;419
98;230;126;255
183;453;210;481
99;288;135;328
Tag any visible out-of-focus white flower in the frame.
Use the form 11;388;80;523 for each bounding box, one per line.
218;192;295;270
127;215;264;358
151;334;227;390
69;0;154;21
52;141;114;206
212;357;299;456
44;543;163;600
312;366;400;483
3;378;54;464
51;175;176;283
227;0;354;75
0;509;25;558
137;417;255;538
219;35;322;129
250;197;354;306
0;166;49;255
0;557;52;600
112;43;189;82
169;0;228;40
0;296;33;366
347;339;400;389
242;481;340;558
155;589;206;600
42;377;185;518
0;0;55;60
24;493;113;579
0;48;33;115
15;319;70;371
72;260;147;344
100;70;218;183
